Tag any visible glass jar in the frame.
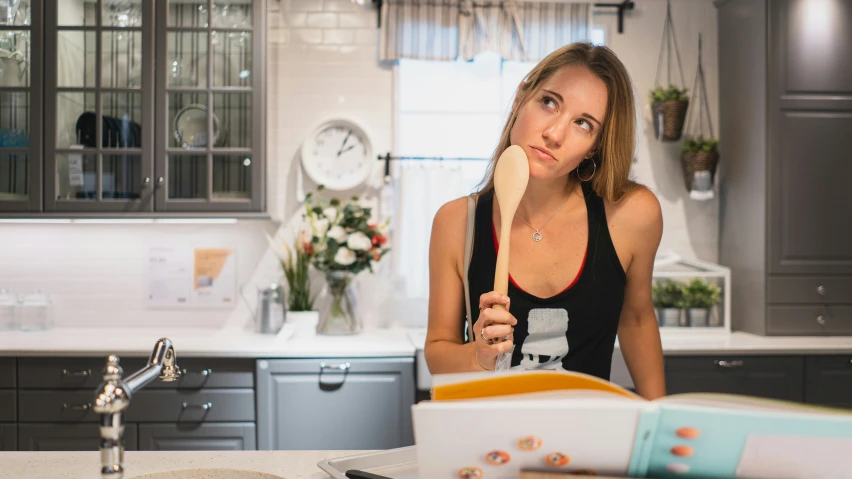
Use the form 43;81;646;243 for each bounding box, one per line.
18;290;52;331
0;289;17;330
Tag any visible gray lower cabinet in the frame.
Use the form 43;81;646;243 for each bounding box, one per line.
0;424;15;451
665;356;805;402
257;357;415;450
18;423;138;451
138;423;257;451
804;355;852;409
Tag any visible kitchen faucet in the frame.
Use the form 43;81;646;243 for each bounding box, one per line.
93;338;180;478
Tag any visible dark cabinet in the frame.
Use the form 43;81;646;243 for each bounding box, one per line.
13;356;257;451
256;357;415;450
718;0;852;335
665;356;805;402
18;423;138;451
804;355;852;409
138;423;256;451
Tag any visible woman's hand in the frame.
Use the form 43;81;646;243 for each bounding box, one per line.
473;291;517;370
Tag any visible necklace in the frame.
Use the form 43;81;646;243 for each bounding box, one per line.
518;193;571;242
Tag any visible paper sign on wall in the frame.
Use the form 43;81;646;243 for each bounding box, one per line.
146;246;236;308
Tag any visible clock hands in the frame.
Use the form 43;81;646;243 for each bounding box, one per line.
336;130;352;156
338;143;357;155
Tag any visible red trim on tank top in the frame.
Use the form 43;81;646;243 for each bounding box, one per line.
491;219;586;295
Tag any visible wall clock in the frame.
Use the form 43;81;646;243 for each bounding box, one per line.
301;118;374;191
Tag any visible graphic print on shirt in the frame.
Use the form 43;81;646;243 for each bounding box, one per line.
518;308;569;370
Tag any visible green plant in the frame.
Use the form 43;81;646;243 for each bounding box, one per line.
681;135;719;154
649;84;689;103
267;228;318;312
682;278;722;309
304;190;391;276
652;280;686;309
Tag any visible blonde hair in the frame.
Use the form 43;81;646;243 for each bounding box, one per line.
477;41;638;203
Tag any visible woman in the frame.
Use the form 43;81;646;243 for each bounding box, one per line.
424;42;666;400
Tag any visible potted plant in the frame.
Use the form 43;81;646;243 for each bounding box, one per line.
304;190;391;335
650;84;689;141
652;280;685;328
682;278;722;327
680;135;720;199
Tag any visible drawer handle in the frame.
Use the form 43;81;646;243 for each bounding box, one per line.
62;369;92;378
817;285;826;296
62;402;92;411
714;360;744;368
817;315;826;325
320;362;351;371
181;402;212;410
180;368;212;376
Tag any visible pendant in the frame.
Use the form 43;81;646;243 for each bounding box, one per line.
532;231;543;242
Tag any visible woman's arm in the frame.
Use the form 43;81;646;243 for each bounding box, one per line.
613;187;666;400
424;198;482;373
424;198;514;373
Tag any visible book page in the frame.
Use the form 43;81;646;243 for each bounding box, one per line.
735;434;852;479
414;398;645;478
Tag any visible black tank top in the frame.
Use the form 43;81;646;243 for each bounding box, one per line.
465;181;627;380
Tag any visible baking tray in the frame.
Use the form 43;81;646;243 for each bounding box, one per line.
317;446;419;479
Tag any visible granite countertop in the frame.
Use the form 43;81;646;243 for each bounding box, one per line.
0;450;355;479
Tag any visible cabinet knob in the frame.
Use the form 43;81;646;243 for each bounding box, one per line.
181;402;212;410
817;315;826;325
817;285;826;296
62;402;92;411
143;177;151;187
62;368;92;378
157;177;165;185
714;360;744;368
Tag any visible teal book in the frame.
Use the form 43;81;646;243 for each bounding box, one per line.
412;370;852;479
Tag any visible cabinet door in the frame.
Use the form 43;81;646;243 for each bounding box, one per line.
768;0;852;274
665;356;804;401
805;355;852;409
154;0;264;212
0;424;15;451
257;358;415;450
138;423;256;451
18;423;138;451
0;1;44;213
43;0;156;212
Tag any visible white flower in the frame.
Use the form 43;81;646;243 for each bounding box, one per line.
322;207;338;222
346;231;372;251
327;225;348;243
312;217;329;237
333;247;356;266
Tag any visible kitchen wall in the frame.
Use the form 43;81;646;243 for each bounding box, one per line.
0;0;719;329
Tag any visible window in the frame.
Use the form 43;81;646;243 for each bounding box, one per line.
392;30;605;309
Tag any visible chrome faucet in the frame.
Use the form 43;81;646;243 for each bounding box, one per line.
93;338;180;479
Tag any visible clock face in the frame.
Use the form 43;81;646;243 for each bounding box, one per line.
302;120;373;190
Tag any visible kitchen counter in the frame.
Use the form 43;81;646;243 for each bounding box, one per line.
0;325;416;358
0;450;355;479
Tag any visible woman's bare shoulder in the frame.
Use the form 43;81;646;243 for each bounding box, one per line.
431;195;476;266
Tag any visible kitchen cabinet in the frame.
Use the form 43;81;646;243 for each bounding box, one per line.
256;357;416;450
13;356;257;451
18;423;138;451
138;423;256;451
804;355;852;409
0;0;266;215
717;0;852;335
665;355;805;402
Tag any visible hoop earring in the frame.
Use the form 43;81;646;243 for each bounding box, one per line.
577;159;596;182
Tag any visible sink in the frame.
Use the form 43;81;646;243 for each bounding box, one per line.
130;469;287;479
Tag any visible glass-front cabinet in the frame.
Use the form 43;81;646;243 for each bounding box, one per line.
1;0;264;215
0;0;42;212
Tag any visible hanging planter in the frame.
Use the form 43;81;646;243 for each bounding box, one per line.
680;34;719;200
650;0;689;142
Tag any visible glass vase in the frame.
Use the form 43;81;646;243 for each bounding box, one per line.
316;271;361;335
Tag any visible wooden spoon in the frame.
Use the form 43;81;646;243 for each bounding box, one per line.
490;145;530;369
